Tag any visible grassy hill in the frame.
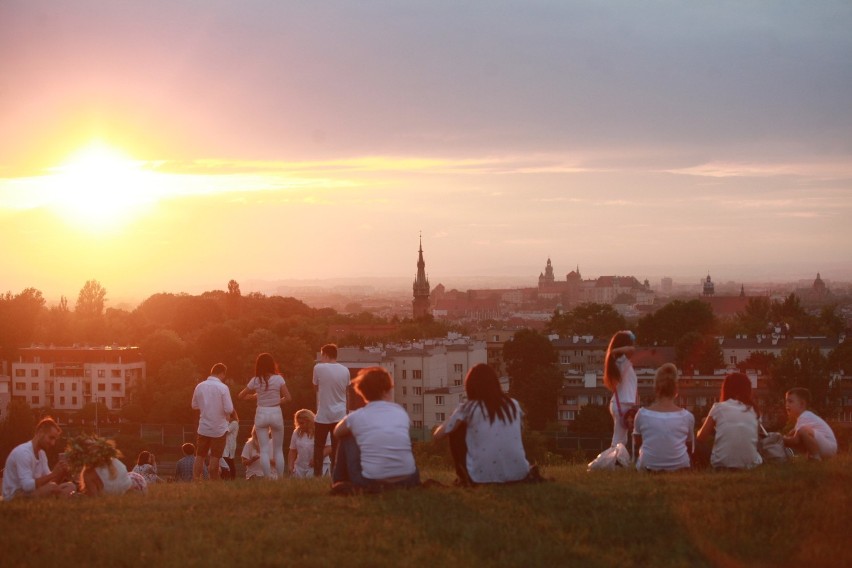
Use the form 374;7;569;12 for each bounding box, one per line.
1;457;850;567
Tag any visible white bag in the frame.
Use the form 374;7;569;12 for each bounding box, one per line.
588;443;632;471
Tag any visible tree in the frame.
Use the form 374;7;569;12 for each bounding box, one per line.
140;329;188;378
571;404;612;434
770;343;831;416
549;303;627;338
76;280;107;318
0;399;35;464
676;332;724;375
828;340;852;375
736;296;772;335
0;288;47;357
503;329;562;430
736;351;776;374
636;300;716;346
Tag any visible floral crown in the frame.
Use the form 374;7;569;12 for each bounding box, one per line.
65;435;121;474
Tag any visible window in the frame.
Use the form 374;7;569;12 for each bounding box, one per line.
453;364;463;373
453;378;462;387
98;384;106;392
85;369;91;377
402;370;407;380
435;396;444;406
60;396;66;405
111;397;124;409
31;369;39;377
558;410;575;421
72;396;78;405
402;403;408;411
31;396;39;405
413;420;423;429
413;403;423;413
436;412;445;422
32;383;40;391
111;369;122;378
730;356;737;365
413;387;422;396
72;383;78;391
560;356;569;364
15;382;25;391
412;370;422;379
402;387;407;395
15;369;25;377
97;370;105;378
111;383;122;392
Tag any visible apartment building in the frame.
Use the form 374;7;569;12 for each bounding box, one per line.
11;345;146;412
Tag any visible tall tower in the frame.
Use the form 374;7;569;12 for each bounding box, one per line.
412;235;431;319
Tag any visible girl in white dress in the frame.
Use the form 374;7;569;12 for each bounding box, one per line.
604;331;638;448
288;409;331;478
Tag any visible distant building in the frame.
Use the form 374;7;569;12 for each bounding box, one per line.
11;346;146;414
0;361;10;421
702;273;715;296
412;236;431;319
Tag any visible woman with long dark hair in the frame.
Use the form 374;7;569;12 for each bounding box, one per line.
433;363;532;485
238;353;292;479
603;330;638;448
696;372;762;469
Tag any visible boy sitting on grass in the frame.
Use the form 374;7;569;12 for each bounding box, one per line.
783;388;837;460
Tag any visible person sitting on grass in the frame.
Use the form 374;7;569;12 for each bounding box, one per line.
69;435;147;496
174;443;201;482
783;387;837;460
696;372;762;470
433;363;538;486
132;451;164;485
632;363;694;472
331;367;420;494
2;417;75;501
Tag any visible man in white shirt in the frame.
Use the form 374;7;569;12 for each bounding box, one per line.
313;344;351;476
191;363;235;480
2;417;76;500
783;387;837;460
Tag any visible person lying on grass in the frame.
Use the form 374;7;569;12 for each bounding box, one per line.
783;387;837;461
331;367;420;494
69;436;147;496
433;363;540;486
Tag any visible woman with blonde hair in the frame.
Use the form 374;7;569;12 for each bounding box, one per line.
238;353;292;479
288;409;331;478
632;363;694;472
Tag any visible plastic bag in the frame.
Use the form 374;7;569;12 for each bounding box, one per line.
588;443;632;471
758;432;790;463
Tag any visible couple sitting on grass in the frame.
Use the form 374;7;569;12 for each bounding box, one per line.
632;365;837;472
331;363;540;494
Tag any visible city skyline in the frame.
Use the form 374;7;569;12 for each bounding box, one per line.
1;2;850;301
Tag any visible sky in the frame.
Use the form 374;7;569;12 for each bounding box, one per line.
1;1;851;303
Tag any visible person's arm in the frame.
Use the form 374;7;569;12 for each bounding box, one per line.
287;449;297;473
237;385;254;400
696;415;716;444
334;416;352;439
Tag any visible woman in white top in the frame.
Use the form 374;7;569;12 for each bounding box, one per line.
332;367;419;493
288;409;331;478
433;363;532;485
633;363;694;472
604;331;639;448
238;353;292;479
697;372;762;469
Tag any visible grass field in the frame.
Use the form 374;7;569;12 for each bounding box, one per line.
1;456;850;568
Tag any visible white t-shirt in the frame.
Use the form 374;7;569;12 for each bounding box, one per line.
2;441;51;500
794;410;838;455
634;408;694;471
289;431;331;478
95;458;133;495
246;375;286;408
191;376;235;437
313;362;351;423
241;438;277;479
443;399;530;483
708;400;762;469
614;355;638;404
344;401;416;480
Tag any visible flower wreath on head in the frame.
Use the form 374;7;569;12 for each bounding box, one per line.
65;435;121;476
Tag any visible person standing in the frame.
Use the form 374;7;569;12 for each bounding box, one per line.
2;417;76;500
191;363;235;481
239;353;292;479
603;330;638;448
222;411;240;481
312;344;351;477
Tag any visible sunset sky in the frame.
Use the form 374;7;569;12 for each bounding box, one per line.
1;1;851;303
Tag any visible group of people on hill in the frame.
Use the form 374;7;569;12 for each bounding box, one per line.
602;330;839;472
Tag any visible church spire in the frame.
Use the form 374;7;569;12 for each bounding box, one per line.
412;234;431;319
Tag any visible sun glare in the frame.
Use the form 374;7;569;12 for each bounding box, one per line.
47;142;155;229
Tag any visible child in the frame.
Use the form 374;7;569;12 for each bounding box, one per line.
783;388;837;460
288;409;331;478
604;330;638;447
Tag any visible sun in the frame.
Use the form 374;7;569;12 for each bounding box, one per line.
47;142;155;229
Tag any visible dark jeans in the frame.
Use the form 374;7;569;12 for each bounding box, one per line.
314;421;339;477
332;436;420;492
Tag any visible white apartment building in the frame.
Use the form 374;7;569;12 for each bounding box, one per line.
11;346;146;412
336;334;489;435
